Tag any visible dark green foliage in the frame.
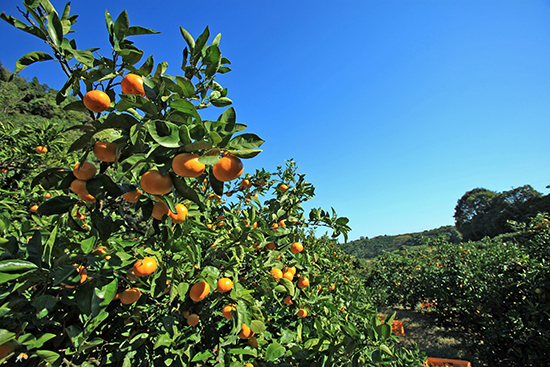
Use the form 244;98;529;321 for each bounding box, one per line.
345;225;461;259
454;185;550;241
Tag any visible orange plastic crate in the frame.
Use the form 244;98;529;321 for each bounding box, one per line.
425;357;471;367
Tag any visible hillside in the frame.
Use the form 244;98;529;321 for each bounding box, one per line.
344;225;461;259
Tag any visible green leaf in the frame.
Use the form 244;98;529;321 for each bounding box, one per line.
175;76;195;98
250;320;266;334
32;295;58;319
194;26;210;60
211;97;233;107
204;45;221;77
68;49;95;68
127;26;160;36
35;350;61;365
105;10;115;46
114;10;129;40
43;225;57;268
14;51;54;75
0;260;38;273
154;333;173;350
380;344;393;356
172;177;203;209
63;100;87;112
46;11;63;47
68;131;95;153
218;66;232;74
227;134;265;150
148;120;183;148
265;342;286;361
37;196;78;215
191;350;214;362
180;27;195;50
279;278;295;296
0;12;47;40
0;330;16;345
227;149;263;159
139;55;154;75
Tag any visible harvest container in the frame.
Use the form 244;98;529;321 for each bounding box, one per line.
425;357;471;367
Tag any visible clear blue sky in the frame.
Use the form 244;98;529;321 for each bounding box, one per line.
2;0;550;241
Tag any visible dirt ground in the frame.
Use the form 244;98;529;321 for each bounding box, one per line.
379;306;482;366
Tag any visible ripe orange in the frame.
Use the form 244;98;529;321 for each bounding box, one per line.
283;272;294;281
36;146;48;154
118;288;141;304
240;179;252;189
245;364;254;367
284;295;293;305
297;277;310;289
30;204;39;212
83;90;111;113
266;242;276;250
132;256;158;277
248;336;258;348
172;153;205;177
290;242;304;254
213;155;244;182
70;179;89;195
283;266;297;276
44;192;51;199
217;278;233;293
239;323;253;339
78;193;96;203
121;74;145;96
169;203;188;223
140;170;173;195
152;201;169;220
222;304;236;320
122;190;142;203
187;313;200;326
190;281;210;302
297;309;308;318
279;184;288;192
93;141;119;162
270;268;283;280
92;246;108;256
73;162;97;181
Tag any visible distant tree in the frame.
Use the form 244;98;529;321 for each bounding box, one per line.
454;185;547;241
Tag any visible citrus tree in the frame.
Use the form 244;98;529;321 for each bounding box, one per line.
0;1;426;366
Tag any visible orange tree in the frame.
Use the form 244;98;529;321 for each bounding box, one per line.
0;2;426;366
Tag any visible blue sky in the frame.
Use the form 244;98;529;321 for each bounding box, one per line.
2;0;550;241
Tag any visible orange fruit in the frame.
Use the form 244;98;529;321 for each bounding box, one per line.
248;336;258;348
36;146;48;154
0;343;14;360
297;277;310;289
266;242;276;251
73;162;97;181
44;192;51;199
172;153;205;177
181;310;190;319
284;295;293;305
190;281;210;302
70;179;89;195
290;242;303;254
30;204;39;212
118;288;141;304
187;313;200;326
239;323;253;339
240;179;252;189
140;170;173;195
78;193;96;203
283;266;296;276
169;203;188;223
92;246;108;256
83;90;111;113
93;141;119;162
217;278;233;293
212;155;244;182
279;184;288;192
283;272;294;281
245;364;254;367
297;309;308;318
132;256;158;277
121;74;145;96
270;268;283;280
152;201;169;220
122;190;142;203
222;304;236;320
